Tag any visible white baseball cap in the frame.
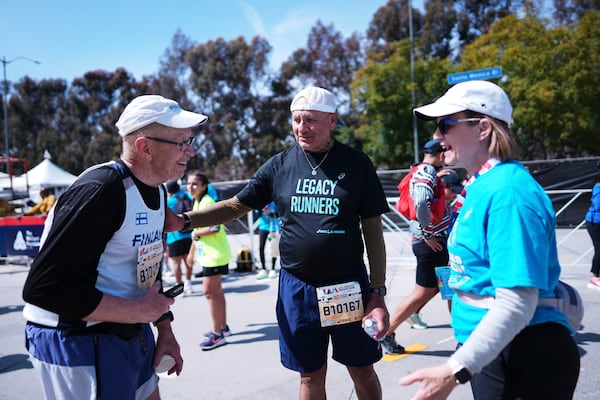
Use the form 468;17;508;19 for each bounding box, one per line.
115;95;208;137
290;87;337;113
414;80;513;127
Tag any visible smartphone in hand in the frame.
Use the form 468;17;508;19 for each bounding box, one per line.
163;283;184;298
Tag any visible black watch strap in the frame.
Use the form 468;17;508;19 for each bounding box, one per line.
370;287;387;296
153;311;174;327
179;213;191;233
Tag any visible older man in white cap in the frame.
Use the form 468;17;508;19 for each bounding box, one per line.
22;95;207;400
170;87;390;399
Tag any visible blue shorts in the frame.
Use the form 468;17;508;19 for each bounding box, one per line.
25;323;158;400
276;268;382;373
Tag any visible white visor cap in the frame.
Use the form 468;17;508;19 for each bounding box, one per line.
290;87;337;113
414;80;513;127
116;95;208;137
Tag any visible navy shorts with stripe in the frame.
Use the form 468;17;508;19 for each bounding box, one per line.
276;267;382;373
25;323;158;399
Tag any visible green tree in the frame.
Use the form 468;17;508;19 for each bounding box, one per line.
456;0;521;51
185;36;273;179
553;0;600;25
421;0;458;59
151;29;195;105
10;77;68;166
280;21;364;114
352;40;451;168
279;20;371;153
366;0;424;56
459;10;600;158
66;68;143;172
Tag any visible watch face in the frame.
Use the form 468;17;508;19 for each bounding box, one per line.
371;287;386;296
455;368;471;384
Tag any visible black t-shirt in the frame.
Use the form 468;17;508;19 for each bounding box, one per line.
237;141;389;284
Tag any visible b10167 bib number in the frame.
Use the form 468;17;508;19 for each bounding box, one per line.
316;281;363;327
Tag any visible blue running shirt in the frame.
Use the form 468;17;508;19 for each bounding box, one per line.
447;161;571;342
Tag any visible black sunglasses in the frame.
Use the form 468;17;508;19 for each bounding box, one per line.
436;118;481;135
145;136;195;150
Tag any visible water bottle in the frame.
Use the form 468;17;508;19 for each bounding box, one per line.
363;318;383;341
155;354;175;373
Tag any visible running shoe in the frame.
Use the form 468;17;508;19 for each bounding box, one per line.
203;325;232;337
183;281;193;296
381;333;405;354
407;313;428;329
587;278;600;291
200;332;226;350
256;269;268;280
268;270;278;279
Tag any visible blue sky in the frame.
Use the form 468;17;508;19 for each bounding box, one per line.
1;0;425;84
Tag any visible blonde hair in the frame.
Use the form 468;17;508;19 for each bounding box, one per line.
464;111;518;161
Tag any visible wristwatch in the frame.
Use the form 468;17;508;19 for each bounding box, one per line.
370;287;387;296
454;367;472;384
153;311;174;327
179;213;191;233
448;359;471;384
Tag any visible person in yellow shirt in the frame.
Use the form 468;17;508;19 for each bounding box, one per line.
0;197;10;217
24;188;56;216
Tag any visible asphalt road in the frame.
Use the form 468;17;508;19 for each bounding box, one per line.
1;229;599;399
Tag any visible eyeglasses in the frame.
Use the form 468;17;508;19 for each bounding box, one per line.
435;118;481;135
145;136;195;151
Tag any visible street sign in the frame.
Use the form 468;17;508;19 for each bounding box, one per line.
447;67;502;85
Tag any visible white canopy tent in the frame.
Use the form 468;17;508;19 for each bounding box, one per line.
11;153;77;202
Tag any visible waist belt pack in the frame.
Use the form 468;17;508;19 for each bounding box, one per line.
455;280;584;331
62;322;143;339
27;321;143;340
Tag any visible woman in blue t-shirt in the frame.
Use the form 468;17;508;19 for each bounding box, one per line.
585;161;600;291
254;202;281;280
400;80;580;400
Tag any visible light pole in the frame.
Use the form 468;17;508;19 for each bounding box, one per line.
2;56;41;156
408;0;418;164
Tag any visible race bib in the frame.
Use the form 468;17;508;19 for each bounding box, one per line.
136;240;163;288
316;281;364;327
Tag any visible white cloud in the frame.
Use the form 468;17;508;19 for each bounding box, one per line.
268;7;320;69
239;0;267;37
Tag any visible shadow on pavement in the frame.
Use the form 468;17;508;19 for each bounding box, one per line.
224;283;271;294
410;349;455;358
0;304;24;316
0;354;33;374
574;331;600;357
227;322;279;344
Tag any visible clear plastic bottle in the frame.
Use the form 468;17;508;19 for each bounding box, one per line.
363;318;383;341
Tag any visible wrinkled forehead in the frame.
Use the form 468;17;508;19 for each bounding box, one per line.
291;109;331;119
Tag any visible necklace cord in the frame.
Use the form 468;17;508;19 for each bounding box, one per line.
303;148;330;175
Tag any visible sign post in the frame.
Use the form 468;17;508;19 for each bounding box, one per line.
447;67;502;85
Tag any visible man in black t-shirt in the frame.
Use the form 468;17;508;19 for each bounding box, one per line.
172;87;390;400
